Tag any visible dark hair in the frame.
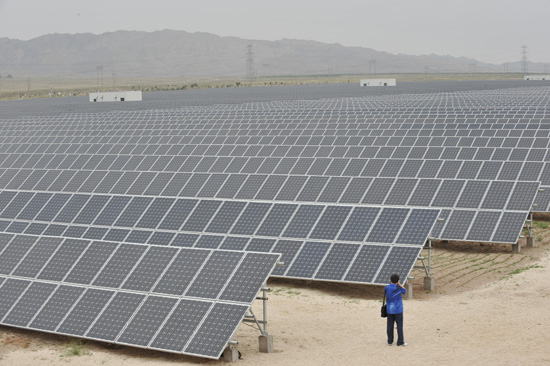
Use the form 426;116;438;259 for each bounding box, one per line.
390;274;399;284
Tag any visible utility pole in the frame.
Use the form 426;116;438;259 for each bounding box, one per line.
246;44;256;82
544;64;549;74
27;77;31;96
112;71;117;88
521;45;528;74
469;62;477;73
327;65;332;76
503;63;509;73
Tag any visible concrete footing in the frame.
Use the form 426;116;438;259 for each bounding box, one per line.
223;347;239;362
259;335;274;353
424;276;435;291
406;282;413;299
512;242;521;254
526;236;537;248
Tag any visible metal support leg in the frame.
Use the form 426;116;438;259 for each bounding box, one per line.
427;239;432;277
512;241;521;254
242;284;274;353
258;285;273;353
526;212;537;248
424;239;435;291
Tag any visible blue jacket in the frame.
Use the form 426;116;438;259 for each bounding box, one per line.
385;283;406;314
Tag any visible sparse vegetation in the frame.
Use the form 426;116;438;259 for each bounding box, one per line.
509;264;543;275
0;73;527;100
63;340;91;357
534;221;549;229
272;287;301;296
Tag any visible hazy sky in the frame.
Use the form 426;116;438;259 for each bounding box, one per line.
1;0;549;64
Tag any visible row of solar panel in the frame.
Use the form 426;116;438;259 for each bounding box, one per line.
0;167;539;210
4;124;550;142
2;144;550;166
0;159;547;194
5;121;550;137
3;107;549;121
9;109;548;117
0;148;547;179
0;233;278;303
432;209;527;243
8;113;549;123
7;104;550;115
0;193;439;245
0;205;525;244
3;140;550;161
4;117;550;130
6;105;549;117
0;229;423;286
0;278;249;358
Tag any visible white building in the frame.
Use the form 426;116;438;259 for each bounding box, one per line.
360;78;396;87
524;75;550;81
89;91;142;102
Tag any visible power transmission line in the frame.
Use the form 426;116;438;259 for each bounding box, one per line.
246;44;256;82
521;45;528;74
369;59;376;76
96;65;104;89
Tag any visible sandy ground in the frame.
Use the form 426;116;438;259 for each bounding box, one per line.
1;231;549;366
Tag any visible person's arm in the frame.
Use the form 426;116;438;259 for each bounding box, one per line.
397;281;406;294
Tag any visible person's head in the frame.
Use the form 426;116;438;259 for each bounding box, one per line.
390;274;399;284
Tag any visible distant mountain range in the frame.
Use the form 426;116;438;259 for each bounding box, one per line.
0;30;546;79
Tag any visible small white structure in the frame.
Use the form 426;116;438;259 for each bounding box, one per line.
524;75;550;81
360;78;396;87
89;91;142;102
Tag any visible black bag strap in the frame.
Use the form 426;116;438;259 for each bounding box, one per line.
383;288;386;306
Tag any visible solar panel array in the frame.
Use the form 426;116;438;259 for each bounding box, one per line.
1;81;549;357
0;232;279;358
0;85;545;276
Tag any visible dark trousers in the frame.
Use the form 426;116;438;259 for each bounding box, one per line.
387;312;404;345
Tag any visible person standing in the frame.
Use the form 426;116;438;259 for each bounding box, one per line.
385;273;407;346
